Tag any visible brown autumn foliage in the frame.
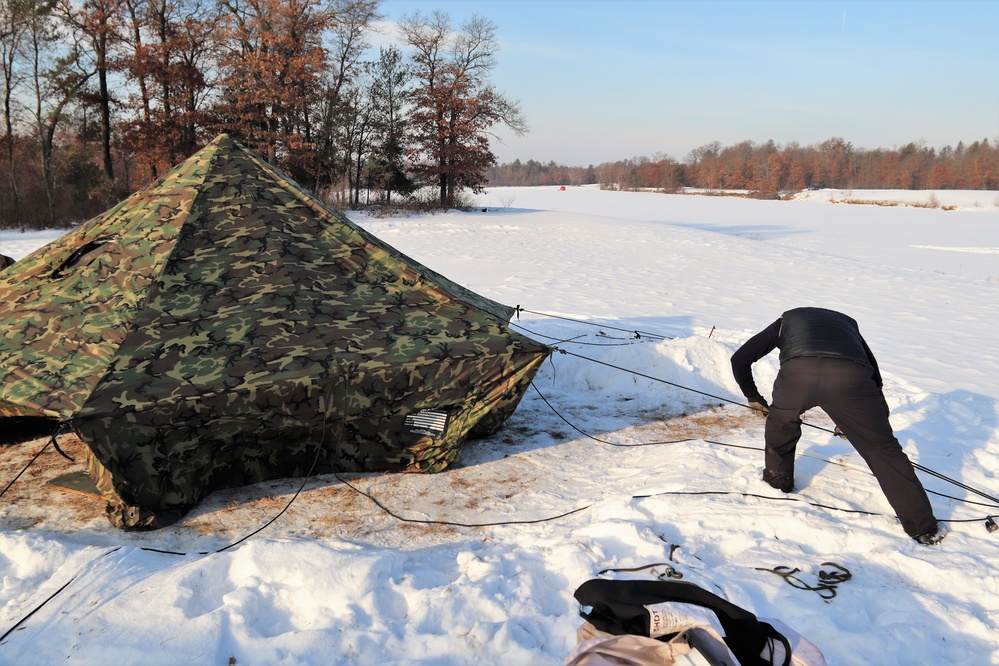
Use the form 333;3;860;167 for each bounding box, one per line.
487;137;999;195
0;0;995;230
0;1;525;229
400;10;526;209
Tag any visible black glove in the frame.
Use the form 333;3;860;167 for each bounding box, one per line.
748;397;769;417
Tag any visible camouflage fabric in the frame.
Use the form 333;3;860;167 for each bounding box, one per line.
0;134;550;529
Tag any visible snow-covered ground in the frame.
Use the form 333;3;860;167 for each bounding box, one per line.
1;187;998;665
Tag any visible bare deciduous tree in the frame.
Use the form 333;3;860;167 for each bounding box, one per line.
400;10;526;208
27;0;91;225
0;0;29;220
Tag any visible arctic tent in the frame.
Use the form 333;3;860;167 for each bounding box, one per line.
0;134;550;529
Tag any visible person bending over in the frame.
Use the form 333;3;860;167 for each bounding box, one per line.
731;306;942;545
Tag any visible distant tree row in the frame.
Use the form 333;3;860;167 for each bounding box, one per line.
487;137;999;194
2;0;994;232
0;1;525;229
486;158;599;187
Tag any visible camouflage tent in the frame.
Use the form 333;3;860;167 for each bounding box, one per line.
0;134;550;529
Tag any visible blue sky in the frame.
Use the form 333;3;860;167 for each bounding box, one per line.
379;0;999;165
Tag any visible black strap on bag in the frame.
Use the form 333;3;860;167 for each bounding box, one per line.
574;579;791;666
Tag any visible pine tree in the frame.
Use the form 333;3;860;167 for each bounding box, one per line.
365;45;412;203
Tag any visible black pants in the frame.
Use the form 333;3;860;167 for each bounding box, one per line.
766;356;936;537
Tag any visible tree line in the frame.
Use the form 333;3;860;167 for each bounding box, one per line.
2;0;995;232
1;0;524;230
487;137;998;193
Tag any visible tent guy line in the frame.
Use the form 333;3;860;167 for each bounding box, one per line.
0;134;551;530
556;348;758;413
529;381;997;526
2;313;995;546
215;379;999;535
551;346;999;510
2;385;991;558
3;329;996;543
0;436;50;499
1;398;992;621
529;381;704;449
511;321;645;347
514;306;673;342
0;546;123;645
284;462;996;533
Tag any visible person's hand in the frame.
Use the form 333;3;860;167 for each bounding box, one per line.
833;425;847;440
748;398;769;417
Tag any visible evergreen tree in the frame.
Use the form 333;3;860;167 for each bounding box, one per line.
365;45;411;203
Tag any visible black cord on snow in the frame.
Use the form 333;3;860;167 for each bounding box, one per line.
0;398;338;645
5;322;996;556
0;421;77;500
636;489;881;517
203;373;347;555
0;439;51;501
515;306;673;341
334;472;592;528
0;546;122;645
924;489;999;509
336;473;995;529
531;382;699;448
551;346;999;509
510;321;645;347
327;417;996;529
910;462;999;507
555;348;752;411
596;562;683;579
755;563;852;602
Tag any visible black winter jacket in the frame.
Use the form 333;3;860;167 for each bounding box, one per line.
731;307;883;402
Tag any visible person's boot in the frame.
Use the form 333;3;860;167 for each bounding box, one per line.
762;469;793;493
913;523;947;545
